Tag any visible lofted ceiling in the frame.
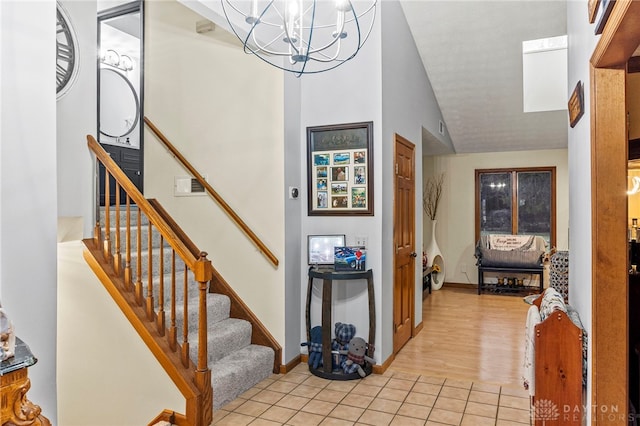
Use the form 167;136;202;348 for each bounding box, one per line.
399;1;569;154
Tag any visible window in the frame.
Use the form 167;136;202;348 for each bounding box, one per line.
475;167;556;247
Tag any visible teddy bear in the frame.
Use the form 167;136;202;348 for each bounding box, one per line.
301;325;323;369
331;322;356;370
338;336;374;377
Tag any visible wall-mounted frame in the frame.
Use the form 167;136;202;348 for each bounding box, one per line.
307;121;373;216
568;80;584;128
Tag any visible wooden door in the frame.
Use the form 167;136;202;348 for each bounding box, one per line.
393;135;416;354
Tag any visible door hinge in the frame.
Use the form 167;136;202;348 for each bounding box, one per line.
395;163;399;175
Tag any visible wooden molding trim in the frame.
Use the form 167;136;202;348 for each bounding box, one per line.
372;353;395;375
591;0;640;68
442;282;478;290
280;355;301;374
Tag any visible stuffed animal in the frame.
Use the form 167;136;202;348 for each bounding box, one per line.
338;336;374;377
301;326;323;369
331;322;356;370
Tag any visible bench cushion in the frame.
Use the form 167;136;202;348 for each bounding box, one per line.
475;235;546;268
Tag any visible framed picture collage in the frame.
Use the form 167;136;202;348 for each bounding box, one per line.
307;121;373;216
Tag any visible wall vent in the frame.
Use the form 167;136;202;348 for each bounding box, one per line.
174;175;208;196
438;120;445;135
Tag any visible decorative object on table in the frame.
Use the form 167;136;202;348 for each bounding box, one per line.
220;0;377;77
338;337;374;378
423;173;446;290
307;234;345;265
0;303;16;361
301;326;324;369
550;250;569;303
334;246;366;271
331;322;355;370
307;122;373;216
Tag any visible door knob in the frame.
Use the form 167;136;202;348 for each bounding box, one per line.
410;252;417;258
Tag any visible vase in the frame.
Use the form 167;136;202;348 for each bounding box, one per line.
426;219;445;290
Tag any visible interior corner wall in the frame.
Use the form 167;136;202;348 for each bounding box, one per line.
427;149;569;287
56;0;97;238
284;74;302;364
567;1;599;422
297;16;384;363
0;2;58;421
380;0;452;341
143;1;286;353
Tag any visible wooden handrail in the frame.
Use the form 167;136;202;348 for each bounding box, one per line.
143;116;280;268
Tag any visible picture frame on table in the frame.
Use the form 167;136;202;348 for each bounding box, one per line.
307;234;346;265
307;121;374;216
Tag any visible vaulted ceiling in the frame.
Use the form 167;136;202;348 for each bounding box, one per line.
399;1;568;154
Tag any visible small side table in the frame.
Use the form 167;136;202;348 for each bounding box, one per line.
306;267;375;380
1;337;51;426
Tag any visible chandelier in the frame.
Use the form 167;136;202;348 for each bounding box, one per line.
221;0;377;76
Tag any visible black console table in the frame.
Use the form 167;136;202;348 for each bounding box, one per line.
305;267;375;380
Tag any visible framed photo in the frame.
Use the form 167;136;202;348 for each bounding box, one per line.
308;234;346;265
568;81;584;128
334;246;367;271
307;121;373;216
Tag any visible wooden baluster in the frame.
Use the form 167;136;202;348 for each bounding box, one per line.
124;195;132;290
193;252;213;426
113;182;122;275
135;207;143;305
168;250;177;351
103;169;111;263
156;235;166;336
146;221;155;321
181;267;190;368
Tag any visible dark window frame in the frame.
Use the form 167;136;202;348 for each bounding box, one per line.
474;167;556;248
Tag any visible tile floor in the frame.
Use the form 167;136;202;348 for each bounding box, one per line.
212;363;532;425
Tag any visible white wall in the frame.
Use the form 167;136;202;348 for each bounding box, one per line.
57;0;98;238
295;12;383;362
567;1;600;422
380;1;451;348
425;149;569;286
143;1;287;353
57;241;184;425
0;1;58;421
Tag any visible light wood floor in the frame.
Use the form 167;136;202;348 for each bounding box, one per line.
388;287;529;388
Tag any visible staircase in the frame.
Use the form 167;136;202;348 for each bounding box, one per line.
103;207;274;410
84;135;280;425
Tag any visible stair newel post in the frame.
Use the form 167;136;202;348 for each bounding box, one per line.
156;235;166;336
103;169;112;263
193;252;213;426
135;207;143;305
113;182;122;276
146;221;155;321
124;195;132;290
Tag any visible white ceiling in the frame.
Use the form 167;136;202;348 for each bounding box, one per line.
399;1;569;154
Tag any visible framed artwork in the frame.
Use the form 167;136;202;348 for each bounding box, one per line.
568;81;584;128
307;121;373;215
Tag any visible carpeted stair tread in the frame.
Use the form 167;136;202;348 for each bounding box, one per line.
189;318;252;364
210;344;275;409
169;292;231;327
106;225;168;252
130;247;186;276
100;205;148;226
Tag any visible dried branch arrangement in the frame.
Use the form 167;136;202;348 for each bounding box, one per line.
423;173;444;220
